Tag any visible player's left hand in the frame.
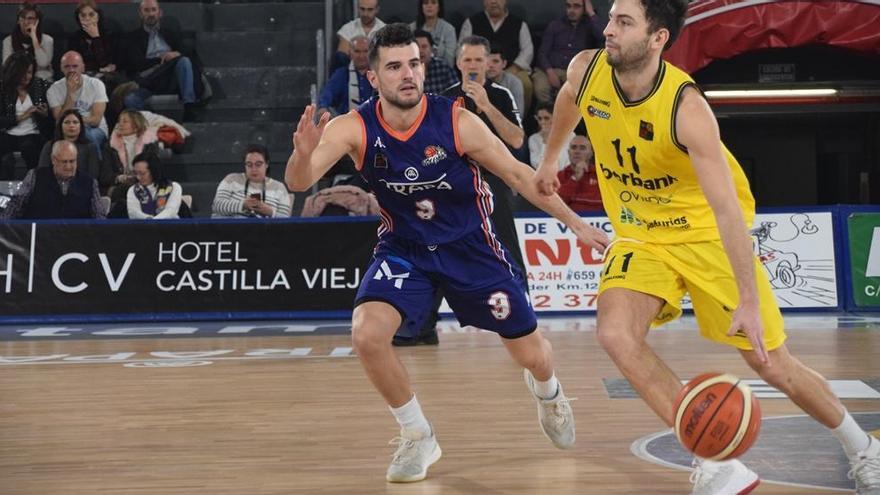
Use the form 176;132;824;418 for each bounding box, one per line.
727;303;770;365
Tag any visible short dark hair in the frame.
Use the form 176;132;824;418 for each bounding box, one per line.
244;143;270;174
243;143;269;164
457;35;490;59
640;0;688;50
413;29;434;47
369;23;416;68
488;42;505;59
132;150;169;188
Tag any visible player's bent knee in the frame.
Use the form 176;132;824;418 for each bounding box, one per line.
595;325;637;357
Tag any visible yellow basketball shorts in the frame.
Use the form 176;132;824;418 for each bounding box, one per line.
598;239;786;351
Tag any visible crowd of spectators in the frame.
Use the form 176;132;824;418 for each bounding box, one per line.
2;0;606;220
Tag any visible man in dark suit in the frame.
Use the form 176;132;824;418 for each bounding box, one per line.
121;0;204;120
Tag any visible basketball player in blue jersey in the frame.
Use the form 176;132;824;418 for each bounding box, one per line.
286;23;610;483
533;0;880;493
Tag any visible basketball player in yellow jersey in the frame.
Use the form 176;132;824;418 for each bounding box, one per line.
534;0;880;494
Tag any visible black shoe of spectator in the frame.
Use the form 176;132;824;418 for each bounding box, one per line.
392;327;439;347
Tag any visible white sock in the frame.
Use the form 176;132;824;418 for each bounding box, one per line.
831;410;871;458
531;372;560;400
389;394;431;436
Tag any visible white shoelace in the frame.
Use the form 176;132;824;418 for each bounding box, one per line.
689;459;719;487
546;397;577;427
388;436;417;462
848;455;880;488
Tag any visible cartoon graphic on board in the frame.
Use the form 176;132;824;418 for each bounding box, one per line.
750;213;837;307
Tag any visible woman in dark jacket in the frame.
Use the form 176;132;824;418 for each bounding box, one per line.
0;51;50;179
67;0;127;96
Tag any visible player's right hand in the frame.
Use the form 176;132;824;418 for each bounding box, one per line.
534;162;560;196
293;104;330;157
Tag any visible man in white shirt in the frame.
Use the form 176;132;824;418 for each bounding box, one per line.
337;0;385;55
47;51;108;157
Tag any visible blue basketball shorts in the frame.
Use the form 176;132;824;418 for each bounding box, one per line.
354;229;536;339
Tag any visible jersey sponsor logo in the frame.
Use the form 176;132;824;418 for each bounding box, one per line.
373;260;410;289
618;207;690;231
639;120;654;141
600;163;677;190
619;190;672;205
379;174;453;196
373;136;386;149
404;167;420;181
590;95;611;107
422;145;447;166
587;105;611;120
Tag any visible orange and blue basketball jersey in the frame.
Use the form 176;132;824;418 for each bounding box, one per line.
352;95;536;338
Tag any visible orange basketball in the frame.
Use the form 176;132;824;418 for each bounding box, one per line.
673;372;761;460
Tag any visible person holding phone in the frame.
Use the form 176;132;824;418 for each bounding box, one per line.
0;51;51;179
212;143;292;218
2;2;54;82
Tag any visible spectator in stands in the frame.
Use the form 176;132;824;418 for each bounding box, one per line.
528;103;573;170
317;36;373;118
48;51;109;157
486;43;523;115
532;0;604;107
121;0;206;121
1;140;105;219
212;143;291;218
443;36;522;150
334;0;385;70
0;51;50;179
557;135;602;212
414;30;458;95
69;0;126;94
106;109;158;192
2;2;53;82
126;150;181;219
410;0;456;67
38;109;108;190
460;0;533;113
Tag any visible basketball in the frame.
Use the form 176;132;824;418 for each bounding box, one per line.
673;373;762;460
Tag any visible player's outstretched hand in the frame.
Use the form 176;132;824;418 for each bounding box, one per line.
293;105;330;157
571;221;611;253
727;303;770;365
534;162;560;196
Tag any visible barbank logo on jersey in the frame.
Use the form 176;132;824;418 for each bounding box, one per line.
379;174;453;196
422;145;447;166
587;105;611;120
590;95;610;107
600;163;678;190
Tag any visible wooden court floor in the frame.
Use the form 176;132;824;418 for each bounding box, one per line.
0;316;878;494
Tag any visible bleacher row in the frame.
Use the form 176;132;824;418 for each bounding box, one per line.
1;1;320;216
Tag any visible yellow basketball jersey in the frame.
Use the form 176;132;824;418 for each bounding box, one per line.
575;50;755;243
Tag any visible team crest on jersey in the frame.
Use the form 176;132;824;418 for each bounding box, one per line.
404;167;420;181
422;145;447;166
587;105;611;120
639;120;654;141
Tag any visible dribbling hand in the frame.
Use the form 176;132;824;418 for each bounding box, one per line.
727;303;770;365
293;104;330;158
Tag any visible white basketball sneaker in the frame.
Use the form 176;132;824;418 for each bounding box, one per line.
385;427;441;483
523;369;576;449
690;458;760;495
849;435;880;495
